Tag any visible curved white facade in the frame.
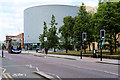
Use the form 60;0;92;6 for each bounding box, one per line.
24;5;79;43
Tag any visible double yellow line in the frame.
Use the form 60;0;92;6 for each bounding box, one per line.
2;73;14;80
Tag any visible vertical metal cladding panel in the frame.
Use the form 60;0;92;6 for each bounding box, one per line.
24;5;79;43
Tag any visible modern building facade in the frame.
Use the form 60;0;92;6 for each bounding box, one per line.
24;5;79;49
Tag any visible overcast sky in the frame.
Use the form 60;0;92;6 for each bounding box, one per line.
0;0;98;41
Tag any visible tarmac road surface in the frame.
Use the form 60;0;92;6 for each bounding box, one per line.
1;50;119;80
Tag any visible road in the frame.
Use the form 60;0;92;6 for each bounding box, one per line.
1;50;119;80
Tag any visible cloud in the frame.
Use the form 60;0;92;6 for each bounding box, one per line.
84;0;98;7
0;0;98;41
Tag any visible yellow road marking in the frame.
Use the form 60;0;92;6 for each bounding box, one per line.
6;73;14;80
3;73;9;80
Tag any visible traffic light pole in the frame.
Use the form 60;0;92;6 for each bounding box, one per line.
81;32;82;59
100;40;102;61
100;29;105;61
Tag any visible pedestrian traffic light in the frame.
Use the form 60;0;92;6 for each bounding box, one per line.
82;33;87;41
100;29;105;40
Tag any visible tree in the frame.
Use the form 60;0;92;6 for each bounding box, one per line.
94;2;120;54
47;14;59;52
86;13;95;51
39;21;48;49
59;16;75;53
73;3;90;53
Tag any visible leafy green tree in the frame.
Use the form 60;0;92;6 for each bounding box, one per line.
59;16;75;53
86;13;95;51
39;21;48;49
94;2;120;54
73;3;90;53
47;14;59;52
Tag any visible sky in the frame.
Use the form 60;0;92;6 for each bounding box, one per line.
0;0;98;41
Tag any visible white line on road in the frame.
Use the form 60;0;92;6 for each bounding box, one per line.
44;72;62;80
33;65;61;80
49;62;119;76
104;71;118;76
3;65;27;68
36;67;39;72
2;68;6;73
0;68;6;73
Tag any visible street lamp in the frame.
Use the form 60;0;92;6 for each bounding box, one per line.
100;29;105;61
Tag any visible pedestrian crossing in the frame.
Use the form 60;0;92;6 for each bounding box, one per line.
2;73;14;80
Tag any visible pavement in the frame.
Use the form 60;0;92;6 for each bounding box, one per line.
21;50;119;65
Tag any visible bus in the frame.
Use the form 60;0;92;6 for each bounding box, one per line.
8;38;22;53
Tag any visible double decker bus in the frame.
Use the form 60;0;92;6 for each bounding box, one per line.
8;38;22;53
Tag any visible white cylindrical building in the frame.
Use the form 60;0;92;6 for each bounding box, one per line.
24;5;79;49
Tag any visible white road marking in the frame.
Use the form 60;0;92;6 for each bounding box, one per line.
50;62;119;76
29;64;33;68
3;65;27;68
26;64;36;69
36;67;39;72
104;71;118;76
2;68;6;73
31;61;118;77
12;73;26;77
32;65;61;80
45;72;62;80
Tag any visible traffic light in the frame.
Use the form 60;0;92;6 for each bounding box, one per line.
82;33;87;41
100;29;105;40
